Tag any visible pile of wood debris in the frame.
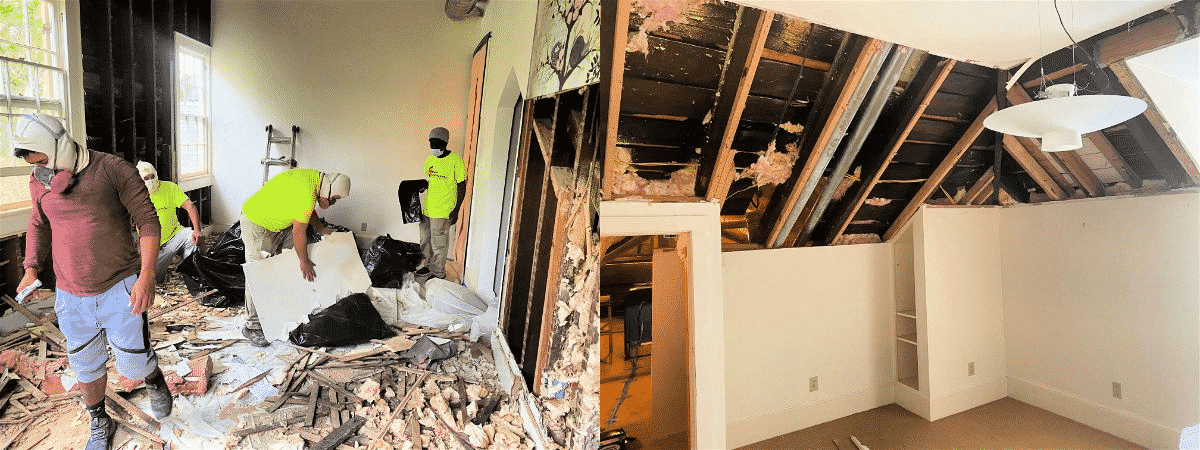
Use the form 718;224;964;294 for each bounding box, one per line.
0;272;539;450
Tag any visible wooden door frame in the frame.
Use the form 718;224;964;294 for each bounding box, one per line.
450;33;490;279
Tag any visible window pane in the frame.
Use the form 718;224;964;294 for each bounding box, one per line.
175;34;210;180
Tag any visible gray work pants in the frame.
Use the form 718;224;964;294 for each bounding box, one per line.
420;216;451;279
239;213;295;331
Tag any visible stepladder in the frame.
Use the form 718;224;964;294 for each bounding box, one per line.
262;124;299;185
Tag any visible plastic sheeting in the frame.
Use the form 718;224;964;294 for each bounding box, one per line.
367;276;498;341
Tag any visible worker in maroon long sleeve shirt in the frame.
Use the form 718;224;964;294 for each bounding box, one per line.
13;114;173;450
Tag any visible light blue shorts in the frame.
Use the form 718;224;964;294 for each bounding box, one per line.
56;274;158;383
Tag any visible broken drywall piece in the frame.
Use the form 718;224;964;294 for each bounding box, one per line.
242;232;371;342
609;147;698;197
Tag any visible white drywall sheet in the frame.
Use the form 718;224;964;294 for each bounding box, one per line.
242;232;371;342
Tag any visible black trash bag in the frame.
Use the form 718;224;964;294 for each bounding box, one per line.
361;234;423;287
178;222;246;308
397;180;427;224
288;293;395;347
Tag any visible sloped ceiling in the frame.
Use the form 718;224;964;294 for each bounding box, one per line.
601;0;1200;251
733;0;1175;69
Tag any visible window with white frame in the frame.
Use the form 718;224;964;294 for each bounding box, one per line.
174;32;211;185
0;0;68;211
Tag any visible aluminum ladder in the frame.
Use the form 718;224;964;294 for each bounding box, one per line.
261;124;299;185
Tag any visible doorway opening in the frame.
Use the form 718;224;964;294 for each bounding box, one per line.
600;234;691;450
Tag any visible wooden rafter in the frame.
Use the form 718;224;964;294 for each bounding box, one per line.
1109;60;1200;185
603;235;649;264
1021;63;1087;89
825;58;956;245
1096;4;1200;65
1052;150;1106;197
1086;132;1142;188
767;38;890;248
883;99;996;242
703;7;774;201
599;0;631;199
1001;134;1070;200
962;167;995;205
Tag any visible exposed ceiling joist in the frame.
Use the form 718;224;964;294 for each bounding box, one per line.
963;167;996;205
768;38;892;248
1000;133;1070;201
1108;60;1200;185
1052;150;1106;197
1096;2;1200;65
603;235;650;264
703;7;774;201
883;99;997;242
1021;64;1087;89
1004;86;1081;195
599;0;631;200
1085;131;1142;188
825;58;956;246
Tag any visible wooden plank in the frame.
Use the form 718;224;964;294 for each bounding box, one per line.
962;167;995;205
1086;131;1142;188
109;413;166;445
1002;134;1070;200
600;0;631;199
312;415;367;450
106;388;158;429
768;38;890;248
825;58;956;245
306;383;321;428
760;47;831;72
1097;11;1198;65
1110;60;1200;185
1053;151;1106;197
884;99;997;241
704;7;773;202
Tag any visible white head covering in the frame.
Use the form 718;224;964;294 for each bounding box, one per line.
14;113;88;172
319;172;351;199
136;161;160;193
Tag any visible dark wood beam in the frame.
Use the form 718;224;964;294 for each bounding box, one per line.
1021;63;1087;89
767;38;890;248
1096;2;1200;65
824;58;956;246
1109;60;1200;185
702;7;774;201
1006;87;1079;195
599;0;631;199
884;99;996;242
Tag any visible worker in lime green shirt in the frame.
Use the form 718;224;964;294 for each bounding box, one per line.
136;162;201;284
239;168;351;346
416;127;466;280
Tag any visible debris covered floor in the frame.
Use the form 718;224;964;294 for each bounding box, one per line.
0;273;537;450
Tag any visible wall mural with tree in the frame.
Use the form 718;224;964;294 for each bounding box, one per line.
529;0;600;98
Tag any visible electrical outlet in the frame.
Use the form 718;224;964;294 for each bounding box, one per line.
360;222;368;232
809;376;818;392
1112;382;1122;399
968;361;975;376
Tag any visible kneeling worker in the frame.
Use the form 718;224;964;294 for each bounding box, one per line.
136;161;201;284
239;168;350;347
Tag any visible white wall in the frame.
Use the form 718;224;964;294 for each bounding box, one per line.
1001;193;1200;448
916;206;1007;420
211;1;540;297
722;243;895;448
210;1;478;243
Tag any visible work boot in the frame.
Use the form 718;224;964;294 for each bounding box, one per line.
145;381;173;419
242;326;270;347
84;416;116;450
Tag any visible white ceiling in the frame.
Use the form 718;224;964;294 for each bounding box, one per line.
733;1;1176;68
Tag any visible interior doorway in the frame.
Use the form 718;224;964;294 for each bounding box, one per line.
600;234;691;450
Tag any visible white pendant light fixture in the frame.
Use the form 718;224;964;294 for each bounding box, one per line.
984;0;1148;152
984;83;1147;152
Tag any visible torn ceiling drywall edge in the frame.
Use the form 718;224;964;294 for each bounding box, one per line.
241;232;372;342
611;147;699;197
627;0;708;54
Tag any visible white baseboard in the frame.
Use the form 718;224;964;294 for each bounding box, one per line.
1007;376;1181;449
894;381;930;420
726;383;893;449
928;376;1007;421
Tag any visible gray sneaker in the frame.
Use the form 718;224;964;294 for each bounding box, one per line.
242;326;270;347
85;416;116;450
145;383;173;419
